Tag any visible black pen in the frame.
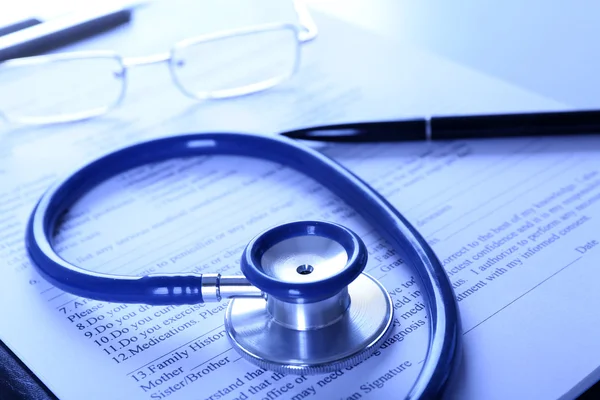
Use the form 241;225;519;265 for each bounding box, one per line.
0;6;133;62
280;109;600;143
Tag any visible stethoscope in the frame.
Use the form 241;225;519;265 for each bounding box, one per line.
24;132;461;399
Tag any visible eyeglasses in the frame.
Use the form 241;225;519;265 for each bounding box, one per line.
0;1;318;125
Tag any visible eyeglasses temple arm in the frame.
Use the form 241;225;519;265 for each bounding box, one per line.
293;0;318;42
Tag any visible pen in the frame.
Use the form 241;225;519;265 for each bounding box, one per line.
0;6;132;62
280;109;600;143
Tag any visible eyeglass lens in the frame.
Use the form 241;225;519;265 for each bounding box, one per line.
171;26;299;99
0;56;125;124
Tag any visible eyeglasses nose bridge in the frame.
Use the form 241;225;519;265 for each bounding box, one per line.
122;52;172;68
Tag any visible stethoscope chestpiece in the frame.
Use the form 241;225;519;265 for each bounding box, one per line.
225;220;394;375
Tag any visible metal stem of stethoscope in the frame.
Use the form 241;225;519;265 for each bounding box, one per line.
198;274;263;301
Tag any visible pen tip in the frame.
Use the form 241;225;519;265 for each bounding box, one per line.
280;130;305;139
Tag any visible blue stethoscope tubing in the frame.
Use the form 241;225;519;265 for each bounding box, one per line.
25;132;462;399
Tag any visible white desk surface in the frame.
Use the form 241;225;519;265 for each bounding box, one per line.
307;0;600;110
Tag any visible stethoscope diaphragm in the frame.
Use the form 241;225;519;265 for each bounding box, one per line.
225;220;394;374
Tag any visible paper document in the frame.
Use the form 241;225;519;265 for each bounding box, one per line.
1;1;597;400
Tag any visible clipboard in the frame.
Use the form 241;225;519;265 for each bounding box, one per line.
0;340;55;399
